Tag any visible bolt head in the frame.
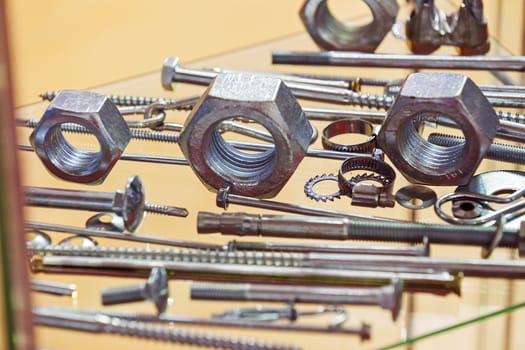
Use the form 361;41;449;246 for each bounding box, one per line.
161;57;180;91
145;267;169;315
113;175;145;232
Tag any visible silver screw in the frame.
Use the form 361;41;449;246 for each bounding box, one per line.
24;175;188;232
101;267;169;314
161;57;394;109
190;279;403;321
34;306;299;350
30;280;76;296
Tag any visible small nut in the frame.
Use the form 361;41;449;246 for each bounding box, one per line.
300;0;399;52
377;72;498;186
30;90;131;184
178;72;312;198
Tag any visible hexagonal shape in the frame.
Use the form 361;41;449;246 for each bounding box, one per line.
300;0;399;52
178;72;313;198
377;72;498;185
30;90;131;184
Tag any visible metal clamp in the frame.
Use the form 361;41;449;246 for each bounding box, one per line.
321;119;376;153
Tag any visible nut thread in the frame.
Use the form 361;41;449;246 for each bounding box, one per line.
428;133;525;165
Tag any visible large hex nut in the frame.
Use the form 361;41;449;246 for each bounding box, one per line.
30;90;131;184
300;0;399;52
376;72;498;186
178;72;313;198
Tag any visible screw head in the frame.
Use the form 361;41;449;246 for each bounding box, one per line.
115;175;145;232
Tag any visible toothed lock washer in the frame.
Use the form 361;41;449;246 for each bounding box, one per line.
304;174;343;202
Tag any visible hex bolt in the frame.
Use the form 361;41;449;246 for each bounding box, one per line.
272;50;525;72
101;267;169;314
24;176;188;232
197;211;525;254
190;279;403;321
428;133;525;165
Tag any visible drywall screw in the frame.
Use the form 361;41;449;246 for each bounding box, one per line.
225;239;430;256
190;279;403;321
39;91;194;110
197;211;525;254
272;51;525;71
24;175;188;232
162;57;394;109
428;133;525;165
215;187;403;223
26;221;222;250
30;280;76;296
29;246;461;295
101;267;169;314
34;306;299;350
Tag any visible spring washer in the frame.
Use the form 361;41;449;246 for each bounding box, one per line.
304;174;344;202
321;119;376;153
395;185;437;210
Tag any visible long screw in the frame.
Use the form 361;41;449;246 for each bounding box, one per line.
101;267;169;315
272;51;525;72
39;91;195;110
35;306;370;339
215;188;404;223
197;212;524;254
29;242;525;280
190;280;403;321
161;57;394;109
29;246;461;295
428;133;525;165
24;176;188;232
161;56;362;91
34;307;298;350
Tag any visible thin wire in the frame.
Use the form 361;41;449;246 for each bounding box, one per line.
377;301;525;350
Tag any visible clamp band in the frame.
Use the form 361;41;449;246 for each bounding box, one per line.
322;119;376;153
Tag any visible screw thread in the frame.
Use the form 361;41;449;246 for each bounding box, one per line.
28;245;304;267
102;317;297;350
145;203;188;217
428;132;525;165
348;91;394;110
497;110;525;124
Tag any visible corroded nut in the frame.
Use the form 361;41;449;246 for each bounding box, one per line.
300;0;399;52
377;72;498;186
178;73;313;198
30;90;131;184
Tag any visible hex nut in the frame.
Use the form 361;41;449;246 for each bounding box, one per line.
178;72;313;198
30;90;131;184
300;0;399;52
377;72;498;186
